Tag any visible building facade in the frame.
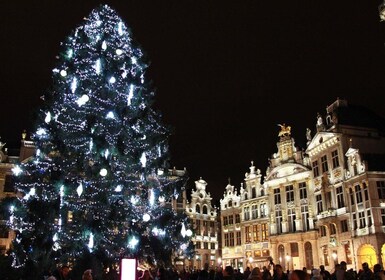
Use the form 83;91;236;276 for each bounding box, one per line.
220;99;385;272
185;178;219;270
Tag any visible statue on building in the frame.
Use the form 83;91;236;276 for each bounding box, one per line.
316;113;325;131
306;128;312;142
277;123;291;137
0;138;6;151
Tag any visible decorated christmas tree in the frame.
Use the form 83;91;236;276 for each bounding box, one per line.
6;4;193;277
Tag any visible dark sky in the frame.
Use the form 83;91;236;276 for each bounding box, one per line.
1;1;385;202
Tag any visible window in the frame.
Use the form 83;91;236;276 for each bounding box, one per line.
252;187;257;198
244;207;250;221
367;209;372;227
336;186;344;208
253;225;260;242
203;205;208;214
235;214;240;224
312;161;320;177
363;183;369;201
382;209;385;226
330;223;337;235
229;233;234;247
211;243;215;250
316;194;323;214
260;203;267;217
224;234;229;247
288;208;296;232
377;181;385;199
196;220;201;233
228;200;232;207
320;226;327;237
350;188;355;206
236;231;242;245
286;185;294;202
332;150;339;169
321;155;328;173
341;220;349;232
352;214;358;230
355;185;363;204
196;205;201;213
261;223;268;241
204;242;209;249
260;188;265;196
229;215;234;225
276;210;282;234
291;243;299;257
274;188;281;204
301;206;309;231
245;226;251;243
252;205;258;219
196;241;201;249
299;182;307;199
223;216;228;226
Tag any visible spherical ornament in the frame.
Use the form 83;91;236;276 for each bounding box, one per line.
109;76;116;84
116;49;123;55
186;229;193;237
143;213;150;222
100;168;108;177
60;70;67;77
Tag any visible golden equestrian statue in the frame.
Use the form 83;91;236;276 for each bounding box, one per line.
278;123;291;137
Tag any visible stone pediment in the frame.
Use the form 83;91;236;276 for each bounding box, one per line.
265;162;309;181
305;131;340;155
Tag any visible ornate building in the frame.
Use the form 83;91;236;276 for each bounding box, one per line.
185;178;219;270
220;99;385;272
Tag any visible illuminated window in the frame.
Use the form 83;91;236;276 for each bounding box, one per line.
236;231;242;245
253;225;260;242
261;223;268;241
245;226;251;243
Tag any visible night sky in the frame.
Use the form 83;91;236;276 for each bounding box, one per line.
1;1;385;203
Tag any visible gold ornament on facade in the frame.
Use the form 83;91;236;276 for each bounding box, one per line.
277;124;291;138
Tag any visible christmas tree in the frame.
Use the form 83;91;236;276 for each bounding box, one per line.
6;4;193;277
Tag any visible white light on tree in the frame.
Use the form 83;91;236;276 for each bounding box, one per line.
45;112;52;123
181;223;187;237
128;236;139;249
118;21;124;35
130;196;138;205
180;243;187;251
116;49;123;55
76;94;90;107
88;233;94;251
100;168;108;177
60;70;67;77
102;40;107;50
149;189;155;206
115;185;122;192
77;182;83;197
67;49;73;58
36;128;46;136
104;149;109;159
158;196;165;203
12;165;22;176
71;77;77;93
131;57;137;64
109;76;116;84
94;59;101;74
143;213;150;222
89;138;93;151
140;152;146;168
29;187;36;196
53;233;58;242
106;111;115;119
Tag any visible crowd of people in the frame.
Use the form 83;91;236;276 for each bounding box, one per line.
45;261;385;280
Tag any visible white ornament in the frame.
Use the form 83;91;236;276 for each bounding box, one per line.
118;22;124;36
89;138;93;151
102;41;107;50
115;185;122;192
128;236;139;249
181;223;187;237
53;233;58;242
106;111;115;119
71;77;77;93
60;70;67;77
88;233;94;251
77;182;83;197
45;112;52;124
127;84;134;105
67;49;73;58
109;76;116;84
29;187;36;196
94;59;101;75
116;49;123;55
100;168;108;177
186;229;193;237
36;128;46;136
12;166;22;176
76;94;89;107
149;189;155;206
143;213;151;222
60;185;64;198
104;149;109;159
140;152;147;168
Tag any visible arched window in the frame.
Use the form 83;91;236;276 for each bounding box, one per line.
228;200;232;207
196;204;201;213
244;193;248;200
260;188;265;196
252;188;257;198
203;205;208;214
